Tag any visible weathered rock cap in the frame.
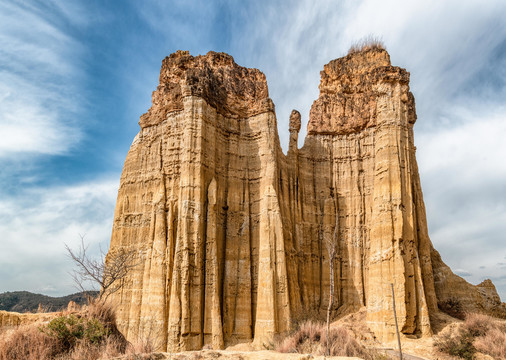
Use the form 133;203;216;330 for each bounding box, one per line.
289;109;301;133
140;50;274;128
308;48;416;135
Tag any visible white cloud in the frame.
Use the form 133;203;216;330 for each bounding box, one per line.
0;1;86;157
228;1;352;150
0;178;119;296
416;104;506;299
417;105;506;184
227;0;506;150
455;269;472;277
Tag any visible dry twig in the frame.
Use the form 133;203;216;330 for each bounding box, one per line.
65;235;137;301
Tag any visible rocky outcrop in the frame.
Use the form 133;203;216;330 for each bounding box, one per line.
106;49;504;351
0;310;55;332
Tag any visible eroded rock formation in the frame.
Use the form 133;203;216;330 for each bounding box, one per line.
106;49;504;351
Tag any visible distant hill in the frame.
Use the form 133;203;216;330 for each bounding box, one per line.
0;291;99;313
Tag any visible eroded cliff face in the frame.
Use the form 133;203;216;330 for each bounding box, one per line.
106;49;504;351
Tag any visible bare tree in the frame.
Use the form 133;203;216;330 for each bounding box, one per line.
325;204;339;356
65;235;137;301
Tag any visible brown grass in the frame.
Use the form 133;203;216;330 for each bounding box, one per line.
66;336;126;360
0;300;148;360
466;313;506;359
125;336;155;355
0;325;61;360
473;327;506;359
276;320;376;359
348;35;385;55
464;313;491;336
435;313;506;359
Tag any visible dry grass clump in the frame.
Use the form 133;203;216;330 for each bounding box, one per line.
348;35;385;55
466;313;506;359
0;325;61;360
435;313;506;360
276;320;376;359
125;335;155;355
67;336;127;360
0;300;153;360
473;327;506;359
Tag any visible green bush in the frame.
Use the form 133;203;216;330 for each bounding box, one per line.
1;301;132;360
84;318;111;344
43;315;84;350
42;314;111;351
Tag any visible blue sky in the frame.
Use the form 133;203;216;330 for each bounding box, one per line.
1;0;506;300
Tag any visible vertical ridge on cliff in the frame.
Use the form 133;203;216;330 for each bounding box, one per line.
106;49;505;351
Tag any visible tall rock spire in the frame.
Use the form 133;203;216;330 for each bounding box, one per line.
106;49;505;351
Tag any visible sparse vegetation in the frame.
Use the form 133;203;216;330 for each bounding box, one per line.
0;238;145;359
276;320;379;359
0;300;152;360
474;327;506;359
348;35;385;54
435;328;476;360
435;313;506;359
0;325;61;360
42;314;112;351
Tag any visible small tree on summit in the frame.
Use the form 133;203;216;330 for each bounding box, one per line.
65;235;137;301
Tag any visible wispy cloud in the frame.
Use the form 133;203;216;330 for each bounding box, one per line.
224;0;506;150
335;1;506;112
223;0;506;298
227;1;353;149
416;103;506;299
455;269;472;277
0;178;119;296
0;1;87;157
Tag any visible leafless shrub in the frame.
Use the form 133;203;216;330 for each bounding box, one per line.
435;313;506;360
277;320;322;354
276;320;376;359
464;313;490;336
473;327;506;359
66;235;138;301
348;35;385;55
323;326;368;358
434;328;475;360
